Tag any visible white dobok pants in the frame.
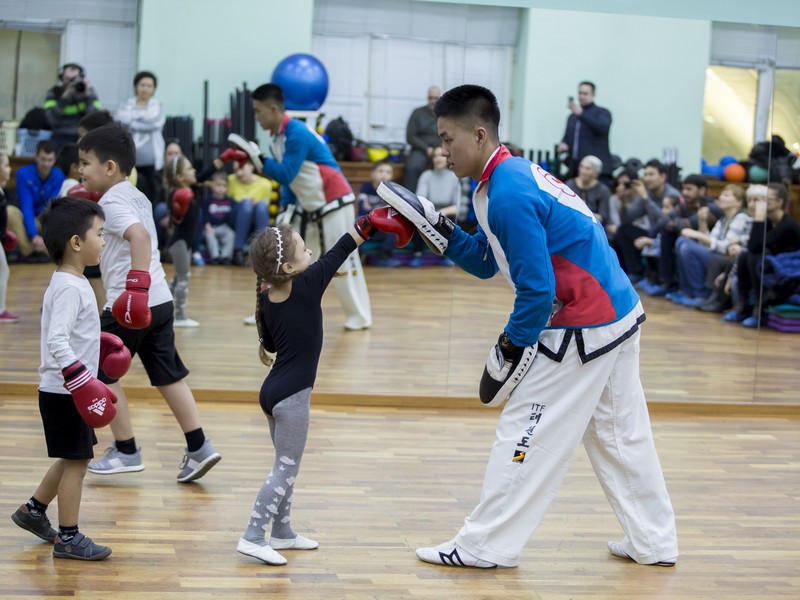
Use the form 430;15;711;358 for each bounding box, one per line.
455;328;678;567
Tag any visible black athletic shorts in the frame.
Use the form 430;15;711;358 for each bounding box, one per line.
39;390;97;460
99;300;189;386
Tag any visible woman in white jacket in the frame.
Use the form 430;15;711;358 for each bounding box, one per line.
116;71;166;206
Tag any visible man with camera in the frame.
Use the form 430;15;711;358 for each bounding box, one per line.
44;63;102;150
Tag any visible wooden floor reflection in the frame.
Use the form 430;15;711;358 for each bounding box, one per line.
1;261;797;404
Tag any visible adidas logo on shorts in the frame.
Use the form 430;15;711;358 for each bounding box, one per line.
87;398;107;416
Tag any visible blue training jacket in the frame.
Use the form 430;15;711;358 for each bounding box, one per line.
446;146;639;348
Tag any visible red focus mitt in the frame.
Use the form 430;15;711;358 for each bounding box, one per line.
62;361;117;428
2;229;18;252
172;188;194;223
67;184;103;203
99;332;131;379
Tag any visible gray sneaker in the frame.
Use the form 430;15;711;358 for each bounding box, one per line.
53;533;112;561
87;446;145;475
177;439;221;483
11;505;57;542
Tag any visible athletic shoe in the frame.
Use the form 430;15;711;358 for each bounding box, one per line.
722;309;749;323
269;535;319;550
627;272;645;284
174;317;200;328
53;533;111;561
647;284;677;297
237;538;287;565
88;446;145;475
607;541;676;567
415;540;497;568
742;316;760;328
11;505;57;542
192;251;205;266
0;310;20;322
243;314;257;325
177;439;221;483
344;320;371;331
675;295;705;308
665;291;687;303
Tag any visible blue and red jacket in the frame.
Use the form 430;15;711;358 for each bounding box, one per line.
263;114;352;211
446;146;640;352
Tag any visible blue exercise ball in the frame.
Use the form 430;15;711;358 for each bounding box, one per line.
719;155;738;167
271;54;329;111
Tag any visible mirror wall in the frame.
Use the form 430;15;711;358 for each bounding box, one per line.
754;38;800;403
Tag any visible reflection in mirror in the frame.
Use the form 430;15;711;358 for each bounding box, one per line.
755;41;800;402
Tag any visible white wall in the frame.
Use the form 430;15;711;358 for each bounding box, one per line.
513;10;711;174
138;0;314;141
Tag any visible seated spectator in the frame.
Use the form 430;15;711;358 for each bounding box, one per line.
203;171;236;264
357;161;393;216
698;185;762;313
44;63;101;150
669;184;749;307
612;171;661;281
417;146;461;219
116;71;166;206
357;161;398;266
565;155;611;232
724;183;800;327
5;140;64;261
228;159;272;266
56;144;81;196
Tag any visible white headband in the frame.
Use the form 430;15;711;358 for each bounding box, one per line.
272;227;283;274
171;155;180;179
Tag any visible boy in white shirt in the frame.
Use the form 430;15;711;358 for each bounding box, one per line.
11;196;125;560
77;123;221;482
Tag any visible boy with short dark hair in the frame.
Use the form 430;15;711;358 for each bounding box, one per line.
11;196;119;560
77;123;221;482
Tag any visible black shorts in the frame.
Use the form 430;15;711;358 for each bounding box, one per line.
99;300;189;386
39;390;98;460
83;264;102;279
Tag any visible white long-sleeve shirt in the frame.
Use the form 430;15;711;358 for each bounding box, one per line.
116;97;166;169
39;272;100;393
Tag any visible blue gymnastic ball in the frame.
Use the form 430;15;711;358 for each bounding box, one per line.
271;54;329;111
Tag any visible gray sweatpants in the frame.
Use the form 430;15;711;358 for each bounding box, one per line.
169;239;191;320
243;388;310;543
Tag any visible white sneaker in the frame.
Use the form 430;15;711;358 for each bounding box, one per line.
269;535;319;550
415;540;496;568
607;541;676;567
174;318;200;328
237;538;287;565
343;320;371;331
243;314;257;325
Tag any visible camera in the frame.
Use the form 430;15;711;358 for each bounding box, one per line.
623;181;632;189
69;76;87;94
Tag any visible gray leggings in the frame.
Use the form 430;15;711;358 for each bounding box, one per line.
169;239;191;320
243;388;311;543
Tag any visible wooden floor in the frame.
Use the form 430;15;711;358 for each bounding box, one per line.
1;396;799;599
2;263;799;598
0;261;798;406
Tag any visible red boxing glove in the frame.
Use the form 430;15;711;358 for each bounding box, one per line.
171;188;194;223
62;361;117;428
66;184;103;203
2;229;18;252
99;332;131;379
219;148;249;165
112;270;151;329
364;206;415;248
